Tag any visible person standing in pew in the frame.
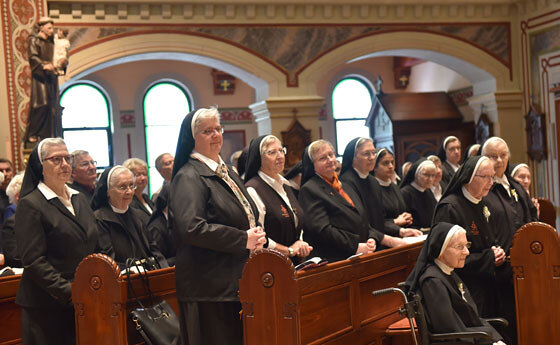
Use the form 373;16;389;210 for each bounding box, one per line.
169;107;266;345
433;156;500;319
15;138;98;345
298;140;391;263
147;183;176;266
91;165;168;270
373;149;415;234
400;158;438;230
437;135;462;188
510;163;539;218
244;135;312;263
340;138;422;240
480;137;538;345
405;222;506;345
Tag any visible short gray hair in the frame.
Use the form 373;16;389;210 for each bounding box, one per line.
71;150;90;169
155;153;172;171
39;138;66;162
259;135;282;156
108;166;134;190
308;140;334;162
193;107;220;134
123;158;148;172
6;172;24;204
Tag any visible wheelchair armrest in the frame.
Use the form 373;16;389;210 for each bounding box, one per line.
430;331;492;341
483;317;509;328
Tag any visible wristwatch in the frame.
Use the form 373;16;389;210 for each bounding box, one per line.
288;247;294;257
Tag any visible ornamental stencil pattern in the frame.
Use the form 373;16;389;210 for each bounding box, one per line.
11;0;34;25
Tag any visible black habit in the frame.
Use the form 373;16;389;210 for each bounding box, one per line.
129;193;154;225
147;184;176;266
0;189;9;224
15;150;98;345
378;182;409;234
169;109;258;345
1;215;22;267
400;158;437;229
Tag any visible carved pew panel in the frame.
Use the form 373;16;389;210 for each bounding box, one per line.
239;243;423;345
0;274;22;345
510;222;560;345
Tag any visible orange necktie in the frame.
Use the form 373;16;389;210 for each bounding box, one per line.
324;173;355;207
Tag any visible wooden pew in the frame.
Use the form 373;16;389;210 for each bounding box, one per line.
537;198;556;228
510;222;560;345
239;242;423;345
71;254;177;345
0;274;22;345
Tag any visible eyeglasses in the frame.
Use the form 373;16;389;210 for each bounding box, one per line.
358;149;378;158
198;126;224;136
44;155;73;166
78;160;97;168
486;152;509;161
421;173;436;179
474;174;495;183
316;152;336;163
114;183;136;192
134;172;148;178
451;241;471;251
264;147;287;157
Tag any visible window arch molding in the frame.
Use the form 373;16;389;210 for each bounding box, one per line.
326;70;377;156
58;79;114;169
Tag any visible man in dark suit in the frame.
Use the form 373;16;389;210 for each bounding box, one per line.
68;150;97;203
0;158;14;224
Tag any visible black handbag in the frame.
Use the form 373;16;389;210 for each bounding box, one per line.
126;258;180;345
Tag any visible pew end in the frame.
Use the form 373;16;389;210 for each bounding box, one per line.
239;243;423;345
72;254;177;345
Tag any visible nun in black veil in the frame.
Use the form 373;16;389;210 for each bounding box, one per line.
146;183;176;266
91;165;167;270
298;139;383;262
404;222;505;345
399;158;438;230
432;156;502;318
437;135;462;187
169;107;265;345
15;138;98;345
339;137;421;241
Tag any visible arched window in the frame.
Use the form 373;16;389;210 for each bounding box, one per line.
143;81;191;195
60;83;112;169
332;77;372;156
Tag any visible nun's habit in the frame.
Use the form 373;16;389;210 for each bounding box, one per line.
244;135;304;263
339;139;399;237
15;143;98;345
405;222;503;344
298;143;384;262
400;159;437;230
92;166;167;270
437;136;461;187
146;183;176;266
169;110;259;345
374;149;410;234
432;156;497;317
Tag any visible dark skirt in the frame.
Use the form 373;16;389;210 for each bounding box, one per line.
178;301;243;345
21;307;76;345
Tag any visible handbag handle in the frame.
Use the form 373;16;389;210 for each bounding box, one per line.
125;258;146;309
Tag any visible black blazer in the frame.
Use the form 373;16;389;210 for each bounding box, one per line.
299;175;384;263
95;206;168;270
169;159;258;302
1;215;21;267
15;189;98;309
441;161;456;189
130;193;154;225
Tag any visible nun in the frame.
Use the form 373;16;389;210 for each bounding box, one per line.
298;140;385;262
284;161;302;195
400;159;438;230
15;138;98;345
404;222;506;345
432;156;501;318
244;135;311;262
146;183;176;266
91;166;167;270
373;149;414;232
427;155;444;202
510;163;540;217
169;107;265;345
437;135;462;187
481;137;537;345
462;144;481;163
340;138;421;239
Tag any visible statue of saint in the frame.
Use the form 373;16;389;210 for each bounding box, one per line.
25;17;63;143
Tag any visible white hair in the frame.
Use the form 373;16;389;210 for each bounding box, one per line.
123;157;147;171
38;137;66;163
481;137;509;156
6;173;24;204
192;107;220;134
308;140;334;162
107;166;134;190
259;135;281;156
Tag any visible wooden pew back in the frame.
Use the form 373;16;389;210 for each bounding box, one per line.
72;254;177;345
537;198;556;228
0;274;22;345
510;222;560;345
239;243;423;345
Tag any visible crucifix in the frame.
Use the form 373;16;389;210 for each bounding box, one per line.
220;79;231;91
399;75;408;87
